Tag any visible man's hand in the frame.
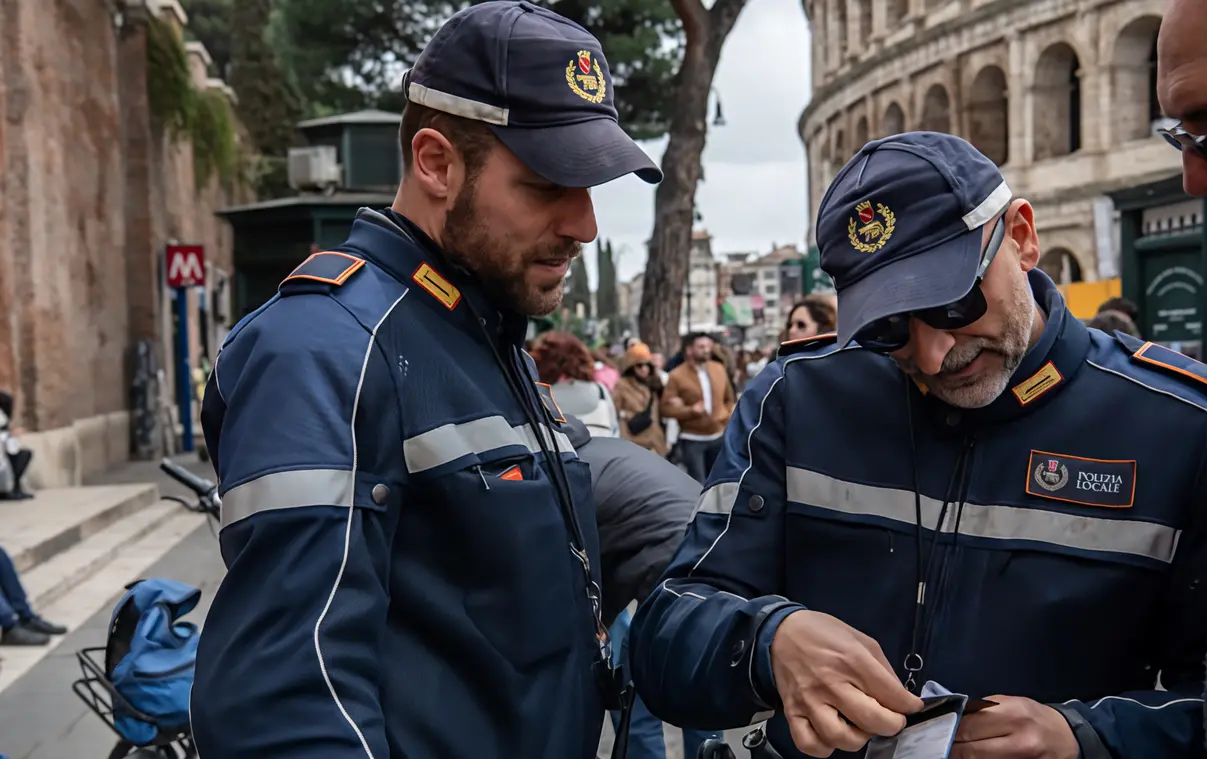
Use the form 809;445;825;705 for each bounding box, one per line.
690;401;706;415
771;610;924;757
951;696;1079;759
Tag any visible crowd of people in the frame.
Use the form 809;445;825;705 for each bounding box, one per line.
527;294;839;485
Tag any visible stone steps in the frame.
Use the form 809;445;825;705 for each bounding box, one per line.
20;501;184;612
2;484;161;575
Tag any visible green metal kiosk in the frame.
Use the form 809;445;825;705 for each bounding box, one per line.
1112;174;1207;359
217;109;401;317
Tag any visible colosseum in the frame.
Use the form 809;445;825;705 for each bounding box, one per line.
798;0;1182;287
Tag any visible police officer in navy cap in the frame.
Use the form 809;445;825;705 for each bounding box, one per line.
630;131;1207;759
190;2;660;758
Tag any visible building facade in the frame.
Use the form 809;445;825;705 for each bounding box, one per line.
720;246;805;347
798;0;1181;285
682;231;722;334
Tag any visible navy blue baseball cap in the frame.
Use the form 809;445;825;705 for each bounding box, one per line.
816;132;1013;347
401;0;662;189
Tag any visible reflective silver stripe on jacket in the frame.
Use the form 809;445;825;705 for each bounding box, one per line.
694;481;741;518
786;467;1180;563
222;468;356;528
403;415;575;474
220;417;573;527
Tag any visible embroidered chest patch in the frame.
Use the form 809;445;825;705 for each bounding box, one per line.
1025;450;1136;508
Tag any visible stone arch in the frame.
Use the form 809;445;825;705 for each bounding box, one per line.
834;128;847;163
1111;15;1163;142
1038;247;1084;285
855;116;870;150
1033;43;1082;160
884;102;906;136
886;0;909;27
919;84;951;134
966;66;1009;165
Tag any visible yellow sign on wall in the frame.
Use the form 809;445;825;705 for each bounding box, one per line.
1058;278;1122;320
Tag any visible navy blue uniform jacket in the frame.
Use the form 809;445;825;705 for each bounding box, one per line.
191;209;605;758
630;271;1207;758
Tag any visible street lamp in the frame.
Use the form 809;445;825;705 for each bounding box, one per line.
710;86;726;127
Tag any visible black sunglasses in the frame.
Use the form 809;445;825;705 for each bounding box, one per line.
855;215;1007;354
1159;123;1207;161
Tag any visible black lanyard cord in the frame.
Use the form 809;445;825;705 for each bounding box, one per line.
901;377;978;693
917;443;976;666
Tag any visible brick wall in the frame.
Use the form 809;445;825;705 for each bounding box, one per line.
0;0;243;441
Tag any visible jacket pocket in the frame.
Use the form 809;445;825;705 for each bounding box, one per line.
430;450;580;670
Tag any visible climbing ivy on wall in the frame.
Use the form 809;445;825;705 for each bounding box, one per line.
145;16;242;190
192;91;238;189
146;16;195;138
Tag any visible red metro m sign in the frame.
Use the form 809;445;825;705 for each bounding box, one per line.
166;244;206;288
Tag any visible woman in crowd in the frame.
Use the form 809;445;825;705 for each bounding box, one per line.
612;341;668;456
531;332;619;437
782;293;838;343
592;347;621;391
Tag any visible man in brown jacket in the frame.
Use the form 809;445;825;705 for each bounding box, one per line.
660;333;736;483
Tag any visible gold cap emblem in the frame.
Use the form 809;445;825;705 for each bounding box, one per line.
566;50;607;104
848;200;896;253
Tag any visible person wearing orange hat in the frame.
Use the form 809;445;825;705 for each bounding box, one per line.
613;342;669;456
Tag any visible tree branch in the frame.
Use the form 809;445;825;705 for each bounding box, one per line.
670;0;708;49
708;0;749;42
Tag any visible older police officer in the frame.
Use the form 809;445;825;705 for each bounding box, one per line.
189;3;661;758
630;132;1207;759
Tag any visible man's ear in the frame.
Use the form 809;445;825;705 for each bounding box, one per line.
409;128;461;201
1005;198;1040;272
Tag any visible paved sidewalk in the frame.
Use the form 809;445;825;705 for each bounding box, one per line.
0;525;222;759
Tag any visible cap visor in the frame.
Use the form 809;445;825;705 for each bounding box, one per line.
492;118;663;188
836;228;984;347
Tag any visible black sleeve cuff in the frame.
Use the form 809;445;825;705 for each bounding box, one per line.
1048;702;1108;759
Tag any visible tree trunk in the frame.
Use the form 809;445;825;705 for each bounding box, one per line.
636;0;748;356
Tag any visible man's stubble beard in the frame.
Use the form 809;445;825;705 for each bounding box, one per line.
440;180;579;317
927;274;1036;409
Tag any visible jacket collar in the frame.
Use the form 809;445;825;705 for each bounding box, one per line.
343;208;529;349
917;269;1090;434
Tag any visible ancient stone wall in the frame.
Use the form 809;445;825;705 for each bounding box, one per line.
0;0;242;452
0;0;128;432
799;0;1182;282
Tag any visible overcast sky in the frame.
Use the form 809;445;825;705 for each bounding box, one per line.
586;0;814;286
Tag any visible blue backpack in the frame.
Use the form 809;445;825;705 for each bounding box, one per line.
105;578;201;746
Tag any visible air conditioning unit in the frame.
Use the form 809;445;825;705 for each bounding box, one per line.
288;146;342;191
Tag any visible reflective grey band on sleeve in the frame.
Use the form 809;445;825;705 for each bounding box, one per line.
403;415;575;474
221;468;356;528
787;467;1180;563
693;482;741;517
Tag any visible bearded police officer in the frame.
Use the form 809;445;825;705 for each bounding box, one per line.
189;3;661;757
629;132;1207;759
